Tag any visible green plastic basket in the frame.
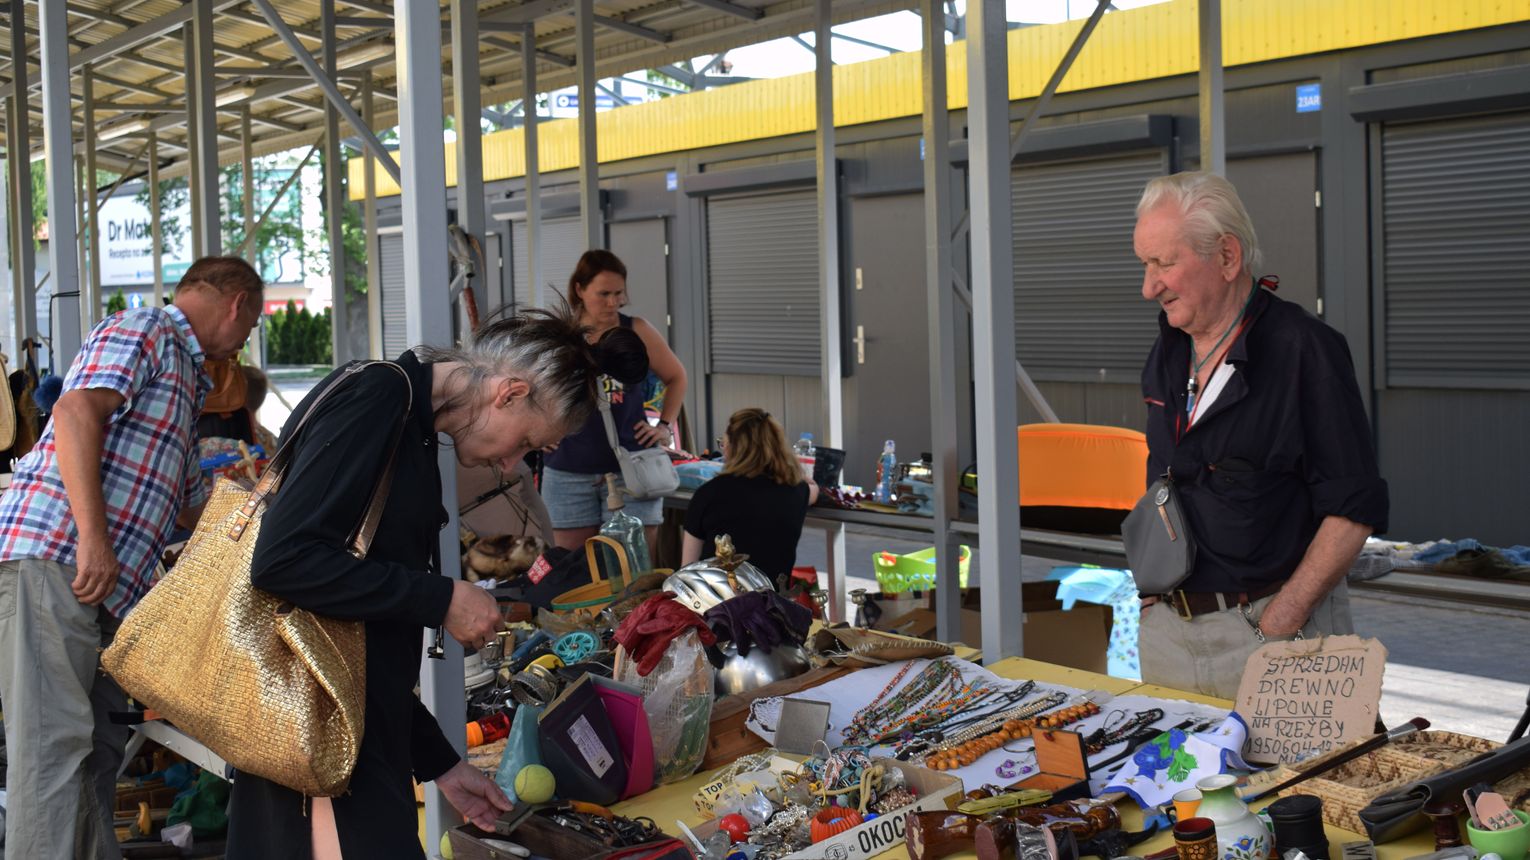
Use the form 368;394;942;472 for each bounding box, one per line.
872;545;971;593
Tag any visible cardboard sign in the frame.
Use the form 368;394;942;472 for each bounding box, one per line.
1235;634;1387;764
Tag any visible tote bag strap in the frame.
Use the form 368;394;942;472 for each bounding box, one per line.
227;361;412;557
596;387;623;453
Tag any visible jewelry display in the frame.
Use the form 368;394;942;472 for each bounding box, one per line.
1083;708;1165;754
922;693;1097;771
840;658;998;747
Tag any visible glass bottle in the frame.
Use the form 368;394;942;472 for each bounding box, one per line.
874;439;898;503
599;474;652;575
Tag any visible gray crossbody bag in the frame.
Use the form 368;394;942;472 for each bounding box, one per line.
597;391;679;500
1121;471;1197;594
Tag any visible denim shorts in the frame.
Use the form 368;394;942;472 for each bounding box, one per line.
542;466;665;528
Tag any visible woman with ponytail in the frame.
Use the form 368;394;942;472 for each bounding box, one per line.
681;408;818;584
226;307;647;860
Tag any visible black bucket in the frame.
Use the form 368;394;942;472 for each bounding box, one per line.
813;446;846;487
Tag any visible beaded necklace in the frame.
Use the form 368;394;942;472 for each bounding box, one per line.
1083;708;1164;754
896;689;1067;761
842;659;967;746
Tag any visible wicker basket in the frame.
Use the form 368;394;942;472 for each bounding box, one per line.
1271;731;1511;835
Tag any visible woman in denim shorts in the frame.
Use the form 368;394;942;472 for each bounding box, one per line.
544;250;688;551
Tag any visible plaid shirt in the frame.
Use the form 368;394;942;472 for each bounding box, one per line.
0;306;212;618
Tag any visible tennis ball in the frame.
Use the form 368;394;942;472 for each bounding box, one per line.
514;764;556;804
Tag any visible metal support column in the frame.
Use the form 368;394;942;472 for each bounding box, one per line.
242;107;266;367
0;96;11;360
395;0;462;853
1198;0;1225;176
83;68;102;326
452;0;488;325
7;0;39;351
323;0;350;362
921;0;961;642
362;72;382;358
76;158;88;311
6;38;38;351
40;0;83;363
814;0;847;623
187;0;221;256
242;109;256;267
575;0;601;251
523;27;544;307
149;132;165;305
967;0;1023;660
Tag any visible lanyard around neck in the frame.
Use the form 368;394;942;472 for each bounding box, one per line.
1186;279;1260;415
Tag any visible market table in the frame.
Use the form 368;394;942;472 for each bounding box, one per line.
610;657;1440;860
661;490;1131;625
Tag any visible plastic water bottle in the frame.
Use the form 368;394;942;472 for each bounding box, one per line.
875;439;897;504
793;433;816;481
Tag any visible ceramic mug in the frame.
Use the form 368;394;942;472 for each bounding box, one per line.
1174;817;1220;860
1467;810;1530;860
1174;788;1204;821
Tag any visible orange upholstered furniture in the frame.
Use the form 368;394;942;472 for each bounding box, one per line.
1016;423;1147;512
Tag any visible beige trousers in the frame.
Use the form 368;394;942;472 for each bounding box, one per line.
1138;581;1354;700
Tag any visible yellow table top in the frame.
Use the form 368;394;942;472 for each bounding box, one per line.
987;656;1142;695
612;659;1439;860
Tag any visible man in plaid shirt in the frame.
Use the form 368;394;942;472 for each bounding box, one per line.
0;257;263;859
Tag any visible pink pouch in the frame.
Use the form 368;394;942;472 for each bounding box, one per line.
592;676;655;800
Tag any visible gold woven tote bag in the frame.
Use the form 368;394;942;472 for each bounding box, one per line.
101;362;411;797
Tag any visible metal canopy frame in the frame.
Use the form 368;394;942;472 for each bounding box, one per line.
0;0;1234;852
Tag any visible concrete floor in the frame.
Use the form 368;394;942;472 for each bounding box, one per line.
793;525;1530;744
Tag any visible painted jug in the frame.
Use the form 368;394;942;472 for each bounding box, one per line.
1195;773;1272;860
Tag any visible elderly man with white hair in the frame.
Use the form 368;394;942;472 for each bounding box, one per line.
1132;171;1389;699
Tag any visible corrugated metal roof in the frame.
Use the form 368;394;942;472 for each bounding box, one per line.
0;0;902;176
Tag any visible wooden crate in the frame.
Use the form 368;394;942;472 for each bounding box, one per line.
1272;731;1515;835
701;664;856;771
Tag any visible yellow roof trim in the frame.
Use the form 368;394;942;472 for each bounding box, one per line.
351;0;1530;199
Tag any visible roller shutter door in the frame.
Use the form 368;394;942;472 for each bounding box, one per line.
707;189;820;376
1381;111;1530;389
1011;152;1166;378
511;217;585;309
377;233;408;358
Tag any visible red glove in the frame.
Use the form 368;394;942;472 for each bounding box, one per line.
613;593;716;676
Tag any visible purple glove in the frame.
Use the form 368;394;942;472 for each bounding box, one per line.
705;590;810;656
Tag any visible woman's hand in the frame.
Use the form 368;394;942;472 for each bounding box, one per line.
444;580;502;650
632;419;672;448
435;760;512;830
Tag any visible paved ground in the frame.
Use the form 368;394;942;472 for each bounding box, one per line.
794;527;1530;743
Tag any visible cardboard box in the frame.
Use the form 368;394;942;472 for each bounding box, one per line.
878;581;1113;674
1007;728;1091;802
690;757;962;860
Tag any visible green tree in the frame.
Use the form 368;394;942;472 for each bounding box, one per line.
106;290;128;315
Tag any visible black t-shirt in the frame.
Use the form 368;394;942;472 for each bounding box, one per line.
684;473;811;583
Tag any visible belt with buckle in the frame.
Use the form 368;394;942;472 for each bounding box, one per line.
1161;580;1284;620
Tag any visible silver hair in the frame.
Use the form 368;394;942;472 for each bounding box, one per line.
1136;172;1263;274
416;305;601;433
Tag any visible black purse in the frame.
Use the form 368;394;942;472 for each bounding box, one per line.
1121;472;1197;594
